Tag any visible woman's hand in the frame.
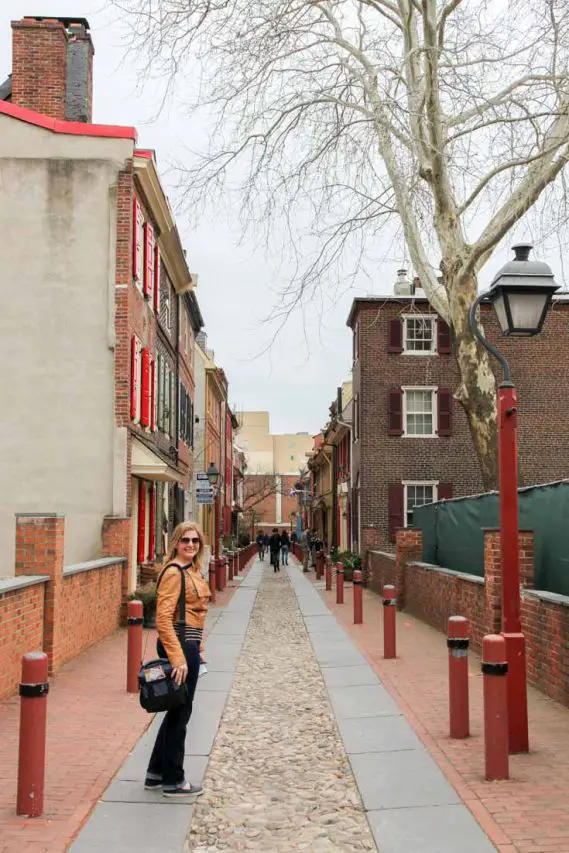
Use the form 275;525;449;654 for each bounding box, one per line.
171;663;188;685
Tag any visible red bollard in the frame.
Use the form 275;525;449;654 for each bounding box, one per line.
325;556;332;592
448;616;470;739
482;634;509;781
336;562;344;604
215;558;224;592
127;599;143;693
383;584;397;659
353;569;363;624
227;555;233;583
17;651;49;817
209;561;217;604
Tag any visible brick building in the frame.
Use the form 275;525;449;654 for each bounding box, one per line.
347;271;569;552
0;16;196;586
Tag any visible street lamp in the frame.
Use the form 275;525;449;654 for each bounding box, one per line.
469;243;558;754
206;462;222;558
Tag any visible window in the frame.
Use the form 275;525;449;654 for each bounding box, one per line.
354;393;360;441
404;316;435;353
403;388;436;436
404;482;438;527
353;322;359;362
164;288;171;331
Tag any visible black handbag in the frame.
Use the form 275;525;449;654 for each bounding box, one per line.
138;563;190;713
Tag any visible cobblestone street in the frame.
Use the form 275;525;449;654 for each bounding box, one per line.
186;564;376;853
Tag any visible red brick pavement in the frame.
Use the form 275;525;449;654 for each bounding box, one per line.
315;575;569;853
0;565;249;853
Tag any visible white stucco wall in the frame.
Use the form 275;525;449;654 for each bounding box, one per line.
0;117;134;576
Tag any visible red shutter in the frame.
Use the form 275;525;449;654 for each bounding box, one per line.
148;483;156;561
153;245;161;313
140;348;151;427
137;481;146;564
143;222;154;299
388;483;404;543
438;483;453;501
388;388;403;435
132;197;141;281
130;335;138;420
388;318;403;353
150;358;156;432
437;389;453;436
437;319;452;354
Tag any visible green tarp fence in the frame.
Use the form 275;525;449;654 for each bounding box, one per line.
413;480;569;596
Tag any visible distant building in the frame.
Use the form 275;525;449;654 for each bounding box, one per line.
238;412;313;532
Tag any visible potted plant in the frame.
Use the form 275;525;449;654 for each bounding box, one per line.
130;582;157;628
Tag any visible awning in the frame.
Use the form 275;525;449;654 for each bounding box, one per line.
131;439;184;483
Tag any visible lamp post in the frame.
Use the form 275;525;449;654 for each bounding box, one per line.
206;462;221;560
469;243;558;754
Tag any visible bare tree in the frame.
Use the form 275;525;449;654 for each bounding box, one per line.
114;0;569;488
243;473;296;521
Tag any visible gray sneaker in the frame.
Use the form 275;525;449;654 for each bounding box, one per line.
162;782;204;798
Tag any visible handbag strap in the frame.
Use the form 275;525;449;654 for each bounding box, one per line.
156;562;191;626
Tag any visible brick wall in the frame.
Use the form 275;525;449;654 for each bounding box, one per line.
367;550;396;596
58;561;123;666
350;297;569;545
389;528;569;708
0;514;130;697
0;579;46;700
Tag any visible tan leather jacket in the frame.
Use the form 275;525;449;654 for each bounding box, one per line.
155;565;211;668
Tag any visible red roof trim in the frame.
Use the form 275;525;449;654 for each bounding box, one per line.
0;100;137;141
134;149;154;160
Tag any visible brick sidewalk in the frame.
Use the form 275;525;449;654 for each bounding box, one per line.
0;566;249;853
315;576;569;853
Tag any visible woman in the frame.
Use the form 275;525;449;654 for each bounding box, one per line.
144;521;210;797
280;529;290;566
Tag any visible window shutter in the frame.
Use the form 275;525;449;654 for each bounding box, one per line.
388;483;404;543
132;198;140;281
137;481;146;564
438;483;453;501
437;389;453;436
388;318;403;353
387;388;403;435
437;319;452;354
140;348;151;427
189;397;194;449
180;386;187;442
157;354;163;431
143;223;154;299
169;371;176;438
148;483;156;560
153;245;161;313
150;358;157;432
130;336;138;420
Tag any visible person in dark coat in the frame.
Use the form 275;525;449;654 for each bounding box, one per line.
269;528;281;572
280;529;290;566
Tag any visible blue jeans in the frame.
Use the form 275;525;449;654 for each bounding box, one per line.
281;545;289;565
146;638;200;787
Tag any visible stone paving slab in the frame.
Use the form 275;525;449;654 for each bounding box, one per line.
322;665;382;688
339;715;423;754
69;801;195;853
329;684;401;719
367;804;499;853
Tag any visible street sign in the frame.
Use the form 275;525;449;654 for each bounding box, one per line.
195;471;214;504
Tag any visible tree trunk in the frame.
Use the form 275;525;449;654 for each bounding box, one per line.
449;276;498;491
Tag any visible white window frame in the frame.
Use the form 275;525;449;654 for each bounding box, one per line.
403;315;436;355
135;209;145;294
403;481;439;527
402;386;437;437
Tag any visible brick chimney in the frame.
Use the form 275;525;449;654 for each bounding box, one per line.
10;16;94;123
65;21;94;122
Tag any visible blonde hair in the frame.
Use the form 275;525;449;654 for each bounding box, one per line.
162;521;205;573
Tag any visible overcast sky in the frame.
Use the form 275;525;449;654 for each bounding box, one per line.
3;2;566;438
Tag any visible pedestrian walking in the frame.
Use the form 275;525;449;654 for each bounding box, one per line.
269;527;281;572
145;521;210;798
280;529;290;565
263;532;270;552
256;531;265;561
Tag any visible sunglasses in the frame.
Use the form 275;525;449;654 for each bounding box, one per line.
180;536;201;545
